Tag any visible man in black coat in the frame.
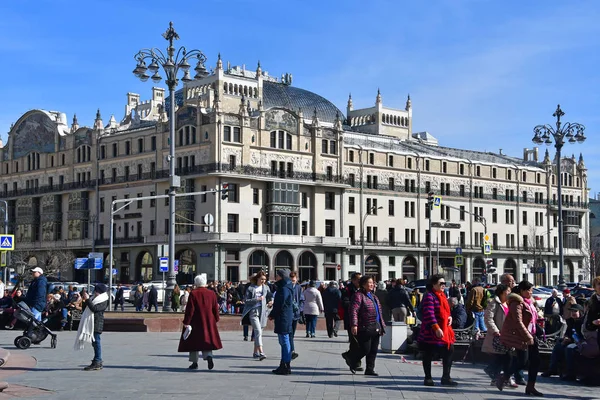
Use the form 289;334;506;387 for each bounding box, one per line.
114;284;124;312
341;272;362;371
450;297;467;329
387;279;414;322
147;285;158;312
322;281;342;338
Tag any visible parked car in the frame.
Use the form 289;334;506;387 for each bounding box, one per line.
571;287;594;299
407;279;428;289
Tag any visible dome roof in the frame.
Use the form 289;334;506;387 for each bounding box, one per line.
262;81;345;124
166;81;345;124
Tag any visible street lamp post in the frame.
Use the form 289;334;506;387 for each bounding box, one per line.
532;105;586;290
361;205;383;277
133;22;209;310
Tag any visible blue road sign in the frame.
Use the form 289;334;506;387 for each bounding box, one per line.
433;196;442;208
112;268;117;275
455;247;462;255
0;235;14;250
174;260;179;273
483;243;492;255
94;258;103;269
159;257;168;273
74;258;88;270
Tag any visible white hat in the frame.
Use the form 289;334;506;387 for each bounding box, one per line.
30;267;44;274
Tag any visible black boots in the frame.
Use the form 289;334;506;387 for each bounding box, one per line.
83;361;103;371
272;361;291;375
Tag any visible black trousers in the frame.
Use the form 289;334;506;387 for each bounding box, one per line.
325;312;339;337
503;341;540;385
420;342;454;380
346;328;362;367
350;331;380;371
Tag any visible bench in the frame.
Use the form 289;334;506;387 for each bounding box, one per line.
537;320;566;354
68;309;83;331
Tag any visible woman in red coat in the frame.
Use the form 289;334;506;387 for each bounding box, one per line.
178;273;223;370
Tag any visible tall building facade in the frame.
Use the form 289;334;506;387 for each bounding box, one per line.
0;58;590;285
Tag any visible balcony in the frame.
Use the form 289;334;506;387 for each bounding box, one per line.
94;236;145;246
16;239;93;250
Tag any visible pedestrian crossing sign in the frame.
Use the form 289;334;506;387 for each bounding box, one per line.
433;196;442;208
454;255;464;266
0;235;14;251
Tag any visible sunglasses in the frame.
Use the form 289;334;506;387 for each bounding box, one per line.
438;281;447;286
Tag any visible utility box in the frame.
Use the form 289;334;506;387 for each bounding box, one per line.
380;321;408;353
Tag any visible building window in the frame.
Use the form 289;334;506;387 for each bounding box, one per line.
388;177;394;190
325;219;335;237
425;160;430;171
349;255;356;265
325;192;335;210
227;214;239;232
137;193;143;209
349;197;355;213
223;126;231;142
492;168;497;178
369;153;375;165
329;140;337;155
253;188;259;205
228;183;239;203
389;228;395;244
112;143;118;157
349;150;354;163
138;138;144;153
233;127;241;143
253;218;259;234
321;139;328;154
442;162;447;173
302;221;308;236
389;155;394;167
459;164;464;175
301;192;308;208
229;155;236;170
476;166;481;176
388;199;394;216
407;158;412;169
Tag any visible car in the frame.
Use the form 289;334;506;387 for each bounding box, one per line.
571;287;594;299
407;279;428;289
127;282;165;304
536;286;563;300
47;281;79;293
532;287;553;307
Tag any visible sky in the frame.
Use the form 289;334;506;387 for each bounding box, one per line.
1;0;599;194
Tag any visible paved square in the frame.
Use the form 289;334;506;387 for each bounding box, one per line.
0;330;595;400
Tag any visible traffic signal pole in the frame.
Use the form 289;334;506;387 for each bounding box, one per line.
427;192;434;277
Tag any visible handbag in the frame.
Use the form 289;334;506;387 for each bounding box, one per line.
406;316;416;325
492;335;509;353
359;321;382;335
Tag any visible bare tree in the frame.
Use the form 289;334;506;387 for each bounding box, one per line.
523;225;552;286
36;250;76;279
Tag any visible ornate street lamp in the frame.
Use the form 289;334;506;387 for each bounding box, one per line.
532;105;586;290
133;22;209;310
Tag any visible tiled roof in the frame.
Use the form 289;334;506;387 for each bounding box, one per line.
262;81;345;124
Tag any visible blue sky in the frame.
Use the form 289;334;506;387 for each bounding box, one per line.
1;0;599;194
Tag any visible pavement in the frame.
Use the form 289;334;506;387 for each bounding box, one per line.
0;329;596;400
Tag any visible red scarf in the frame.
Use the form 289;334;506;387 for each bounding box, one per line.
434;289;455;348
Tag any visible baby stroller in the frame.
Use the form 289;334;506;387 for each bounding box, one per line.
13;302;57;350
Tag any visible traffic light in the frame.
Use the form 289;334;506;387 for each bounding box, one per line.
485;259;496;274
221;183;229;201
427;191;434;205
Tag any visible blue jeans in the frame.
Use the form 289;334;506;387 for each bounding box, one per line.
92;332;102;363
61;309;68;327
305;315;317;335
278;333;292;363
473;311;486;332
31;308;42;321
290;320;298;352
565;343;577;374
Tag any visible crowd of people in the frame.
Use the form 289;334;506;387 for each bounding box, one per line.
2;265;599;391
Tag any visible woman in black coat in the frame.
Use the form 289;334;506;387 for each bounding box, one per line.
269;268;294;375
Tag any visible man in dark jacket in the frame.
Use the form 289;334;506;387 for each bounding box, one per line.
541;303;584;379
114;284;124;312
449;297;467;329
147;285;158;312
341;272;362;371
269;268;294;375
322;281;342;338
25;267;48;321
388;279;414;322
